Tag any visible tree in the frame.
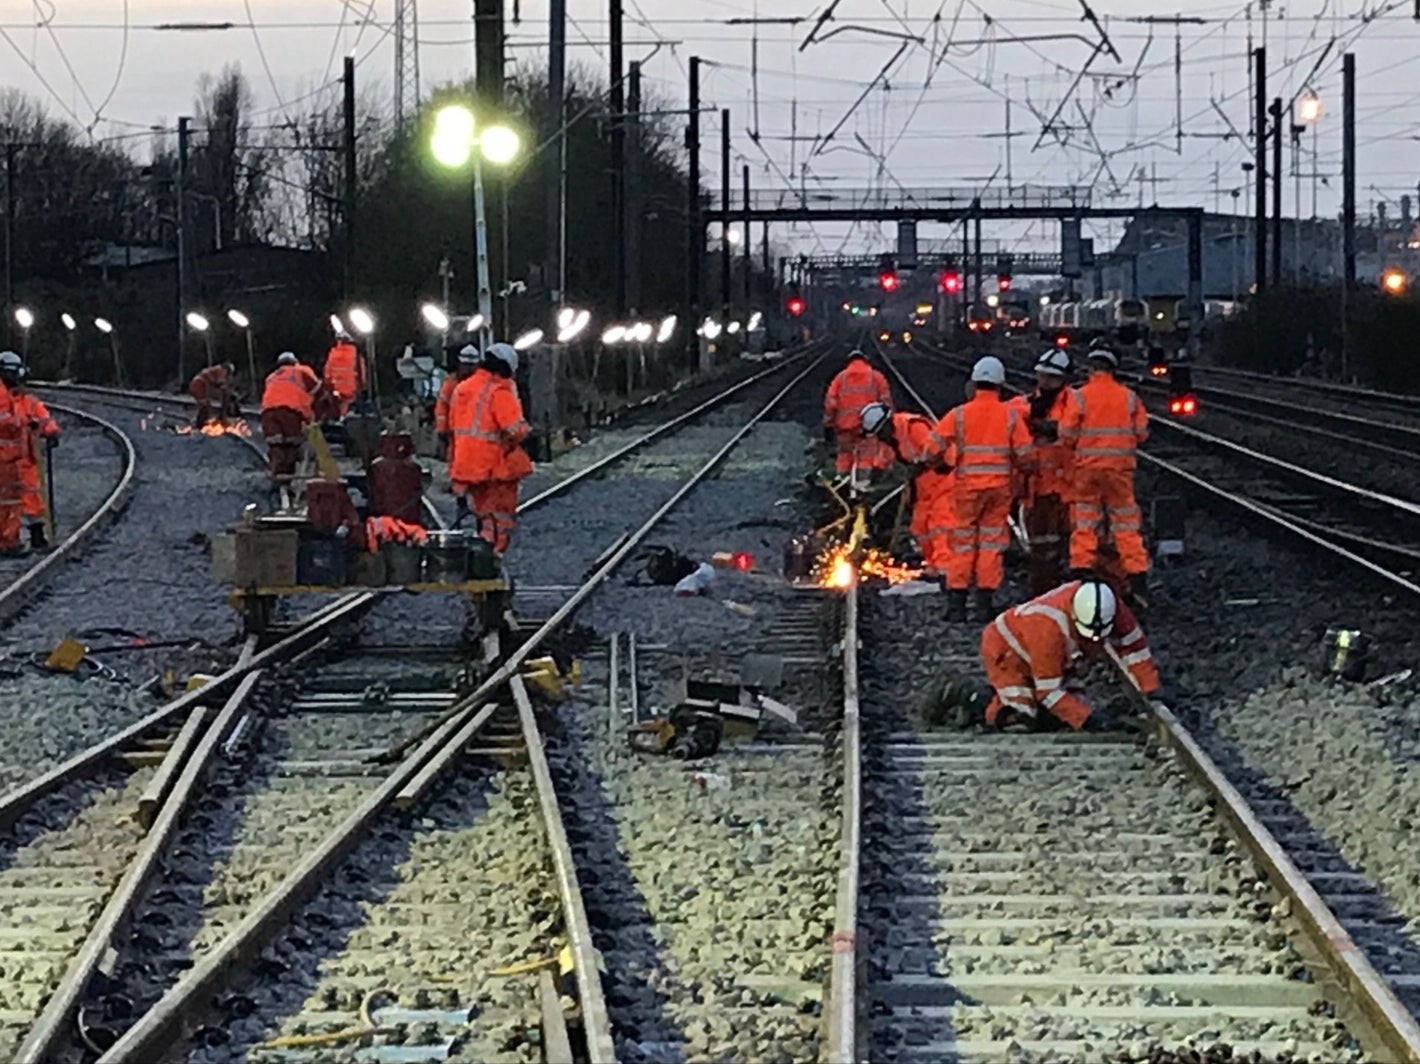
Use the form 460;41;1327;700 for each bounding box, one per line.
190;65;269;250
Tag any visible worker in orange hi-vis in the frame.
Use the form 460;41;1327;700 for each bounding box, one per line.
936;356;1032;623
448;342;533;553
858;401;954;581
189;362;238;427
321;328;365;417
0;352;28;557
1058;341;1151;605
435;345;480;458
1009;348;1082;596
981;578;1159;731
822;348;892;476
260;352;322;478
10;365;59;551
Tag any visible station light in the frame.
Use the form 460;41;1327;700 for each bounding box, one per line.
421;303;450;331
558;309;592;344
656;315;677;343
348;307;376;335
601;324;627;345
185;312;210;332
60;313;76;331
465;313;486;333
513;328;544;351
13;307;34;330
1381;267;1407;296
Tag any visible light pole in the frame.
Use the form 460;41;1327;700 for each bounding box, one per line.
1294;90;1322;282
186;312;214;371
227;309;257;394
429;105;521;349
348;306;377;406
60;312;76;379
13;306;32;359
94;317;121;386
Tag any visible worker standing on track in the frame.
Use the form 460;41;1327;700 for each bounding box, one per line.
435;345;479;458
936;356;1032;622
189;362;238;427
321;329;365;418
1010;349;1082;596
858;401;954;581
823;349;892;476
1058;343;1151;604
981;578;1160;730
11;365;59;551
448;342;532;553
0;352;28;557
260;352;322;479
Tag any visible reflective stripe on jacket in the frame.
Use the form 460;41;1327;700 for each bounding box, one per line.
449;368;533;483
434;374;460;434
261;363;320;419
322;342;365;398
1059;374;1148;470
823;361;891;432
995;580;1160;713
937;392;1032;485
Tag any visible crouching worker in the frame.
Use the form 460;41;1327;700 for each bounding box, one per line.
980;578;1159;730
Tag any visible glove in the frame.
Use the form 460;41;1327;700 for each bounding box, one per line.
822;426;835;445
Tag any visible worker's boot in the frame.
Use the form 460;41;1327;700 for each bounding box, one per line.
973;589;996;620
945;589;969;623
28;524;48;552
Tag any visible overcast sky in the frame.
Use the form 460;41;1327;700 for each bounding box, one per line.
6;1;1420;255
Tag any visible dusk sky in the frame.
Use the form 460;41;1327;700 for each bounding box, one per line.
5;1;1420;253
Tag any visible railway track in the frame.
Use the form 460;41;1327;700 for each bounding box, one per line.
0;344;831;1062
0;403;138;624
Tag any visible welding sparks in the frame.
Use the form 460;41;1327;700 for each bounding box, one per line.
173;419;252;438
812;543;921;589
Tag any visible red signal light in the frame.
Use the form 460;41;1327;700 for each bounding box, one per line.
1054;334;1069;348
1150;364;1168;377
732;551;753;572
997;274;1012;291
1168;395;1198;416
879;271;899;292
940;271;961;294
786;296;805;317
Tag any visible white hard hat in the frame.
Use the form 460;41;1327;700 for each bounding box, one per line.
847;348;866;360
486;342;519;373
0;350;21;371
859;402;891;436
1088;348;1119;369
1071;579;1117;640
458;344;480;365
277;351;298;366
971;356;1006;385
1034;349;1071;377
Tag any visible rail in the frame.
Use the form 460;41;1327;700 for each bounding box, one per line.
0;403;137;624
92;350;830;1062
1194;364;1420;415
825;583;861;1063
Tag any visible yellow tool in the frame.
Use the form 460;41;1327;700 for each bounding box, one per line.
522;656;568;700
43;638;87;673
303;423;343;480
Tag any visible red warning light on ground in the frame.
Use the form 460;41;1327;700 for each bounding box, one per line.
1168;395;1198;416
1054;333;1069;348
732;552;754;572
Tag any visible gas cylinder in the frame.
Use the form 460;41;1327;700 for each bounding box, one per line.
369;433;424;524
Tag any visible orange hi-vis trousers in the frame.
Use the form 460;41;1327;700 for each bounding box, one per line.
1069;466;1149;575
945;483;1011;591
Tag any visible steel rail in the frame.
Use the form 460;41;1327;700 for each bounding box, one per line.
825;582;862;1064
1145;696;1420;1063
510;675;616;1063
15;672;263;1063
97;351;830;1063
0;403;136;625
1191;364;1420;415
35;380;261;419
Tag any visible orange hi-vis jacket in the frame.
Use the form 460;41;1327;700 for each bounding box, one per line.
936;391;1032;487
449;368;533;484
322;341;365;399
261;363;321;420
0;382;24;467
992;579;1160;720
890;411;951;490
189;364;233;404
1010;385;1082;499
823;361;891;432
13;391;57;451
434;373;461;435
1059;374;1148;471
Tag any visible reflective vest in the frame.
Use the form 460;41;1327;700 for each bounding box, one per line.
434;373;462;434
261;363;320;419
823;361;891;432
449;368;533;483
936;391;1031;486
322;342;364;398
994;580;1160;717
190;365;232;404
1060;374;1148;470
1010;385;1081;498
0;383;24;466
13;391;56;466
892;413;953;503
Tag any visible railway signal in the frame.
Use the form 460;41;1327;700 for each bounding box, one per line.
996;255;1014;292
878;253;899;292
785;286;805;316
940;269;961;294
